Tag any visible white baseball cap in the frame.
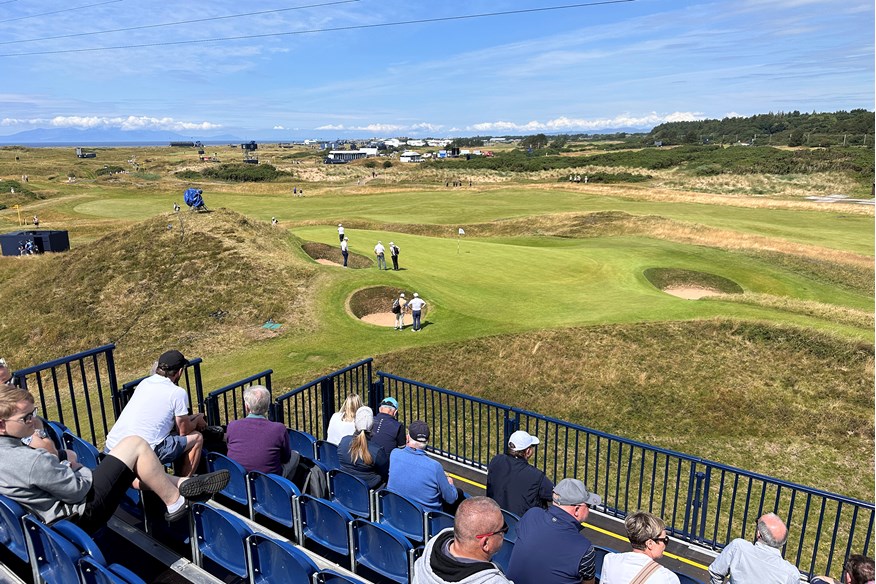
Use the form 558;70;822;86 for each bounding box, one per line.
413;292;419;298
400;293;405;298
508;430;540;451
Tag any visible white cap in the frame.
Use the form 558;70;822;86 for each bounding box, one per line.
400;293;405;298
354;406;373;432
389;242;394;246
508;430;540;451
338;223;342;227
413;292;419;298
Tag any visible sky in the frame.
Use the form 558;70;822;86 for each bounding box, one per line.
0;0;873;139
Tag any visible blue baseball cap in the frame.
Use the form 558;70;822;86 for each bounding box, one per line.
380;397;399;410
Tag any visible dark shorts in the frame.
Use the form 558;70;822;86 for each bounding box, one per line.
77;454;135;534
153;434;188;464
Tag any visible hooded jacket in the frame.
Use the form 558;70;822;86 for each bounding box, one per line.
413;528;513;584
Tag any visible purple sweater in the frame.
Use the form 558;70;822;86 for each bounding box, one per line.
226;416;291;474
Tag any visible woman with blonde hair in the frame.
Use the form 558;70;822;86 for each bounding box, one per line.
337;406;389;489
326;394;363;445
601;511;680;584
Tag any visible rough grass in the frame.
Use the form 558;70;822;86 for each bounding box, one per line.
0;209;318;370
372;320;875;501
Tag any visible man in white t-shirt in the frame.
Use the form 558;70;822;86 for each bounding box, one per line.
408;292;426;332
374;240;387;270
105;350;207;476
341;236;349;267
337;223;345;242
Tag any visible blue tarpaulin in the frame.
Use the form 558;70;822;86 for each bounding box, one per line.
183;188;204;209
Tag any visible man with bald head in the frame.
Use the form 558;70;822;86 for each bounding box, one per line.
413;496;512;584
708;513;800;584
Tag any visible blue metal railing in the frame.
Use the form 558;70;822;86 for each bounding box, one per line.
377;371;874;579
118;357;205;414
204;370;272;426
13;344;118;446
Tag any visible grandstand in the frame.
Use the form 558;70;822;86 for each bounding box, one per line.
0;345;872;583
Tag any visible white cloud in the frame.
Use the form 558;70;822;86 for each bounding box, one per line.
273;125;286;130
3;115;221;131
468;112;705;133
410;122;444;132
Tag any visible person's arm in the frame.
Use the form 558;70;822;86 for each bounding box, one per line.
395;425;406;448
375;446;390;482
279;427;291;464
538;473;555;505
28;450;92;504
577;545;596;584
707;541;736;584
176;412;206;435
437;465;457;503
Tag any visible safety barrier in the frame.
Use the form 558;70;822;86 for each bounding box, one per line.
204;370;273;426
377;371;874;579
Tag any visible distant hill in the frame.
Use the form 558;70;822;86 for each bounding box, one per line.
0;128;243;145
647;110;874;147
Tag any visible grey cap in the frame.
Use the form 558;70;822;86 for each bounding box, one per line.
553;478;601;507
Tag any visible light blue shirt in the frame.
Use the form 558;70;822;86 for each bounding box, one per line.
708;539;800;584
387;446;456;512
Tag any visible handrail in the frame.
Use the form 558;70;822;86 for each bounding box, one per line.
204;369;272;426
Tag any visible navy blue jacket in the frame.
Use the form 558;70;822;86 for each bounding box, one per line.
338;432;389;489
507;505;595;584
486;453;553;517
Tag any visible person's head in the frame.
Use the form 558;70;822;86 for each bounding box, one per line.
378;240;382;245
389;241;394;246
507;429;539;459
0;357;12;384
378;396;398;416
452;497;507;561
756;513;789;548
552;478;601;524
625;511;670;559
845;554;874;584
407;420;430;450
338;223;342;227
399;293;405;299
413;292;419;298
344;236;348;241
349;406;375;465
341;394;363;422
0;384;36;439
155;350;188;382
243;385;271;416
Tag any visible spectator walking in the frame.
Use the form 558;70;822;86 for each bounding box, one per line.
388;420;462;514
507;478;601;584
337;223;344;242
326;394;363;445
390;241;401;270
392;293;408;330
811;555;874;584
600;511;680;584
409;292;426;332
708;513;800;584
32;215;39;227
486;429;553;516
104;350;206;477
371;397;405;454
0;384;230;532
341;236;349;267
338;406;389;489
225;385;295;479
412;496;512;584
375;240;387;270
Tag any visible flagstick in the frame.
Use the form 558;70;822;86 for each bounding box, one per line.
457;234;460;255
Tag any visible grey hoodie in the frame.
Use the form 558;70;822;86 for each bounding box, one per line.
0;435;92;523
413;528;513;584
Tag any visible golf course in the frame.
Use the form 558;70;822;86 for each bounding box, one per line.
0;140;872;504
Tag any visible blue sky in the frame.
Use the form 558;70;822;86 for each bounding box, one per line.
0;0;872;138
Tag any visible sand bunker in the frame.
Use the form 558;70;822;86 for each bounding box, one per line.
315;258;342;266
663;287;723;300
348;285;413;328
359;312;398;327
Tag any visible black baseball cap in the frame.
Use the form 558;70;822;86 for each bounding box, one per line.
157;350;188;371
408;420;430;442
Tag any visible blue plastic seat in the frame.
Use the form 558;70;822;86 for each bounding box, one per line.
676;573;706;584
288;429;318;459
328;469;372;519
205;451;249;508
501;509;521;542
80;556;147;584
425;509;454;539
349;518;414;583
316;440;341;470
298;494;354;556
23;516;105;584
246;533;319;584
248;471;300;528
0;493;29;563
317;569;368;583
491;538;514;572
191;502;253;579
375;489;426;543
41;420;67;453
593;544;617;580
62;431;101;469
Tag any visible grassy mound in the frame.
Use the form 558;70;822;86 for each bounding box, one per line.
643;268;744;294
348;286;407;318
0;209;317;370
301;241;371;268
373;320;874;501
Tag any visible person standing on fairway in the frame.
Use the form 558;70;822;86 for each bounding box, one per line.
337;223;345;242
341;236;349;267
374;241;387;270
389;241;400;270
409;292;426;332
392;293;407;330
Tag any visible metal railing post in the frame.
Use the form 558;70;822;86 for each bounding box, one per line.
504;411;519;451
320;376;335;435
369;377;382;410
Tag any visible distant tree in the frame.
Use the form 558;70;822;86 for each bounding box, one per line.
788;130;805;147
520;133;549;149
383;160;393;169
